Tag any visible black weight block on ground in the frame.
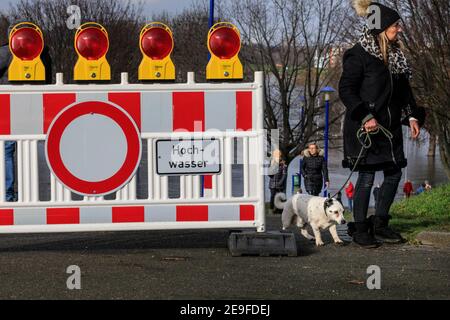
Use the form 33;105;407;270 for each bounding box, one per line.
228;231;297;257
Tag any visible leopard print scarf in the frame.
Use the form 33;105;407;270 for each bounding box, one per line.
358;26;412;78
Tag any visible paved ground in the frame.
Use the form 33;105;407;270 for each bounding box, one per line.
0;214;449;300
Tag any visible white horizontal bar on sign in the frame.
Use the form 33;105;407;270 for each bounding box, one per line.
0;221;257;234
0;83;257;94
141;131;258;139
0;135;46;141
0;198;260;208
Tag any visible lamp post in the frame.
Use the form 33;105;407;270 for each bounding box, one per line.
320;86;336;197
298;95;305;193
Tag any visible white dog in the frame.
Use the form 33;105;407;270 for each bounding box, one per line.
275;193;346;246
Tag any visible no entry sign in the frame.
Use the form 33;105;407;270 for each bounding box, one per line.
46;100;141;196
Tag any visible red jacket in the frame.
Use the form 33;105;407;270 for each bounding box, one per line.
404;182;413;194
345;182;354;199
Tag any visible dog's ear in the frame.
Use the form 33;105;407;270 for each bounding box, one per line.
324;198;333;208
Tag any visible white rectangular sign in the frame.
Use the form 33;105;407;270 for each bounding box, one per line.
156;139;221;175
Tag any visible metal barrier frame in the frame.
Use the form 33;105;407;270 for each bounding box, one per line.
0;72;266;234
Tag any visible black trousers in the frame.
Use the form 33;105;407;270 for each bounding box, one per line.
305;179;322;196
269;188;283;210
306;189;321;196
353;168;402;223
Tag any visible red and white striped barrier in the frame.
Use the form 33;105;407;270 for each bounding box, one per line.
0;72;266;234
0;203;255;233
0;90;254;135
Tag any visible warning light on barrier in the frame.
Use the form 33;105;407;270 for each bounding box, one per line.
74;22;110;81
206;22;243;80
8;22;46;81
138;22;175;81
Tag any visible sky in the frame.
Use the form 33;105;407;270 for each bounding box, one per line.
0;0;198;17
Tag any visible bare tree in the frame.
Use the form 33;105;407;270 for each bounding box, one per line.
228;0;353;163
388;0;450;178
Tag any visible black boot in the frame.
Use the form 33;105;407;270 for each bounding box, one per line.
373;215;404;244
351;220;381;249
347;222;356;237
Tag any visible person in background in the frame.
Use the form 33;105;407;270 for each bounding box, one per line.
373;184;381;211
403;180;413;198
424;181;432;192
345;181;354;212
301;143;329;196
416;183;425;195
268;150;288;214
0;36;14;201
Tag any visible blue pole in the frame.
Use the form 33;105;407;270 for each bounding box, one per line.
209;0;215;29
299;104;304;192
299;159;303;192
202;0;214;197
208;0;215;61
291;175;295;194
323;99;330;197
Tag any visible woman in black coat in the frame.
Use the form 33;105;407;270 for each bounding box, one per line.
339;1;425;248
301;143;329;196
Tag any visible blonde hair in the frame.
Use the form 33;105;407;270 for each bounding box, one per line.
377;31;405;66
378;32;390;65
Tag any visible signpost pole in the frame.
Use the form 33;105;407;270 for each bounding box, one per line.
202;0;215;197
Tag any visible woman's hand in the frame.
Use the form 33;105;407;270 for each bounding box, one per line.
410;120;420;140
364;118;378;132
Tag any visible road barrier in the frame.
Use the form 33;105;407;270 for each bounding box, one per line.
0;72;266;234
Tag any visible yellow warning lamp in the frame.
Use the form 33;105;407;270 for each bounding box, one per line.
206;22;243;80
74;22;110;81
138;22;175;81
8;22;46;81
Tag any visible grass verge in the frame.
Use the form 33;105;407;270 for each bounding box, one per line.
390;183;450;241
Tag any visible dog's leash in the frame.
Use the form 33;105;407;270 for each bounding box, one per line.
330;124;394;199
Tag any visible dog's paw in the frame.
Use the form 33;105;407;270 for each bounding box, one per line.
315;240;325;247
334;240;345;246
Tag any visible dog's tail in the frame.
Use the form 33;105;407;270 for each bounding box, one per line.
274;193;287;210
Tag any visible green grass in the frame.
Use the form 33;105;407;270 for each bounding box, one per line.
390;183;450;241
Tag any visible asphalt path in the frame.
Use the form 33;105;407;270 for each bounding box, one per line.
0;215;449;300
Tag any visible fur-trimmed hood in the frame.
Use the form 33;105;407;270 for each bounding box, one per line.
303;148;324;158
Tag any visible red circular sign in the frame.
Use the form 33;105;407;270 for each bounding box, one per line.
46;101;141;196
